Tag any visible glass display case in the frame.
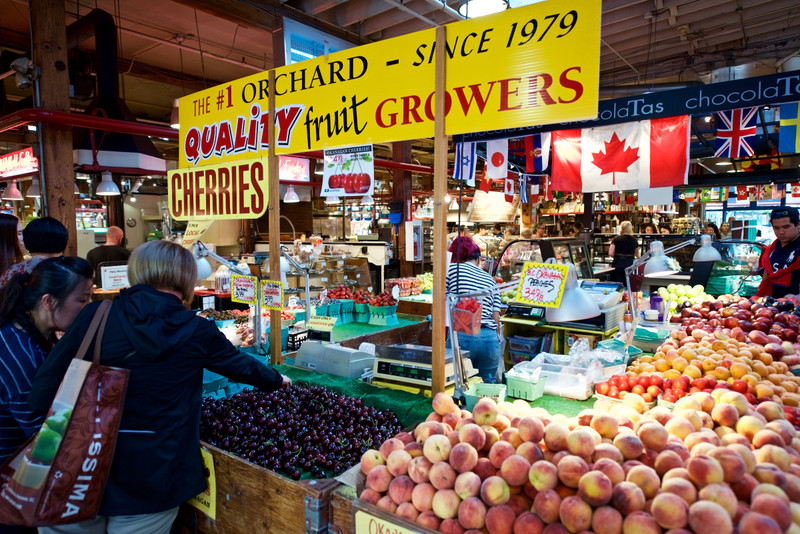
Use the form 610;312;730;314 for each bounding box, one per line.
494;238;592;283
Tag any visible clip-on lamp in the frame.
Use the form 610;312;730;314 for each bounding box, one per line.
544;260;601;323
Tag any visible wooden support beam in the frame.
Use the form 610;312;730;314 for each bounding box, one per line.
268;68;282;365
431;25;448;396
30;0;76;254
392;141;414;277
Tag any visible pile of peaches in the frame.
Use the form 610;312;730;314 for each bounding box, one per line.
358;391;800;534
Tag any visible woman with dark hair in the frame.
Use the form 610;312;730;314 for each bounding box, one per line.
642;223;657;234
446;236;502;382
0;214;24;275
31;240;289;534
0;217;69;287
705;222;722;240
0;257;93;465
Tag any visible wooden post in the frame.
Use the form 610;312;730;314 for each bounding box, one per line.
30;0;76;254
392;142;414;277
431;25;448;396
268;69;282;364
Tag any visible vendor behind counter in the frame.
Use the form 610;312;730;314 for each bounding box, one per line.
757;206;800;298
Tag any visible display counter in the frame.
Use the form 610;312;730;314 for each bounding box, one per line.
494;238;594;283
397;293;432;316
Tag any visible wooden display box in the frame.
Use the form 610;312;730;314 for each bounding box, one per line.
189;442;340;534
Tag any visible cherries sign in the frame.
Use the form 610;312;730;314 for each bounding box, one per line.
322;145;375;198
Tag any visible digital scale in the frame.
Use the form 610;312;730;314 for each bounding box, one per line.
505;304;545;320
578;281;624;309
373;344;478;388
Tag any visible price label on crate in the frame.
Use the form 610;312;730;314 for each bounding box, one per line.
515;262;569;308
260;279;283;310
231;274;258;305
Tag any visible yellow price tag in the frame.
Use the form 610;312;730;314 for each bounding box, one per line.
515;262;569;308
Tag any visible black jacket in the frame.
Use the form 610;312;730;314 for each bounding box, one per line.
29;285;283;516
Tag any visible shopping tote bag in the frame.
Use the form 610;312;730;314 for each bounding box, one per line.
0;300;129;526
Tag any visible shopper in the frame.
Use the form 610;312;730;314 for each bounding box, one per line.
720;222;732;239
86;225;131;284
493;223;504;239
608;221;639;284
535;222;548;238
0;257;93;465
755;207;800;298
659;224;672;235
0;217;68;287
705;222;722;240
446;236;502;382
472;224;489;253
30;240;291;534
0;214;24;275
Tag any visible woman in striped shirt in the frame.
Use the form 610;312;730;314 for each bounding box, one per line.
446;236;502;382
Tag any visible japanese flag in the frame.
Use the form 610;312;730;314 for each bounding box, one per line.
551;116;690;193
486;139;508;179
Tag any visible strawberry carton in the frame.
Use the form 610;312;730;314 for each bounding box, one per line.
453;297;482;336
368;290;399;326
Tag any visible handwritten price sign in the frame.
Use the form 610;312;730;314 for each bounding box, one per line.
231;274;258;305
261;280;284;310
515;262;569;308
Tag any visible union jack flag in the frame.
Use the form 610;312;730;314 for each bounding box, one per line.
715;107;758;158
749;184;769;201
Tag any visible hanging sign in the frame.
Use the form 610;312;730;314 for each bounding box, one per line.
177;0;601;167
167;157;267;221
321;145;374;197
186;447;216;520
515;262;569;308
181;220;214;249
261;279;284;310
0;147;38;178
231;274;259;305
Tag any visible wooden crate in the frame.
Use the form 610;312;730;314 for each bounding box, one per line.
191;442;340;534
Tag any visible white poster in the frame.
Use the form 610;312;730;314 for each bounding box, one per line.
321;145;374;197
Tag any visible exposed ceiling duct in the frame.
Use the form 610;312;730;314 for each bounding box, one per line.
68;9;165;175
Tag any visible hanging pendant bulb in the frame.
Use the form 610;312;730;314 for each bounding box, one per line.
2;180;23;201
26;178;40;197
96;171;120;196
283;185;300;203
325;195;340;204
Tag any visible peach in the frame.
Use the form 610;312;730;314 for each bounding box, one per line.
416;421;445;443
485;504;516;534
513;512;545;534
395;431;413;444
626;465;660;499
719;391;749;415
366;464;393;492
567;427;597;458
474;457;497;480
361;449;385;475
610;481;646;515
430;461;458;490
661;477;697;504
500;454;531;487
726;443;756;474
560;495;593;533
458;423;486;450
736;415;766;443
754;444;792;471
506;493;531;517
688;501;732;534
501;428;523;448
755;401;785;422
712;403;740;427
412;482;436;512
534;489;563;524
765;420;796;446
689;442;716;457
544;422;570;451
472;398;499;426
480;475;510;506
622;511;661;534
737;512;783;534
750;493;792;530
379;437;406;461
541;524;569;534
396;502;419;522
752;429;785;449
577;471;613;507
529;460;559;491
450;442;479;474
686;454;724;487
376;495;397;513
685;431;721;451
388;475;415;505
593;457;625;485
493;414;511;433
516;441;544;464
593;442;625;463
707;446;746;483
432;489;461;519
729;473;759;502
654;450;685;477
752;463;788;487
663;441;691;461
721;432;751;447
613;433;644;460
665;417;695;440
443;411;461;431
592;506;623;534
557;455;589;488
489;440;517;469
454;472;482;500
518;416;545;443
433;392;458;416
405;441;424;458
457;496;487;530
697;483;737;517
386;449;412;477
408;456;433;484
638;422;669;451
592;413;620;439
360;488;381;505
785;473;800;502
417;510;441;530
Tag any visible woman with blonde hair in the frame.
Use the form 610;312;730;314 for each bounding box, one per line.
31;240;290;534
608;221;640;283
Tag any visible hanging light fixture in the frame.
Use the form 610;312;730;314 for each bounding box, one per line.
283;184;300;203
361;194;374;204
693;234;722;262
459;0;508;18
449;198;459;210
96;171;120;196
26;178;40;197
325;195;341;204
2;180;23;201
314;160;324;175
643;241;679;276
74;182;80;194
170;98;180;129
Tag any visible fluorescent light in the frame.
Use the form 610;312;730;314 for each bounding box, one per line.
96;171;120;196
715;161;733;166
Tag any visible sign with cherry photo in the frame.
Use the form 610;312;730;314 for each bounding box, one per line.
322;144;374;197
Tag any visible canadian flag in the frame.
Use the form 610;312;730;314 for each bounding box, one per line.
504;173;515;203
551;116;690;193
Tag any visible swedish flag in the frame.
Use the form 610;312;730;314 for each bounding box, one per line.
780;102;800;153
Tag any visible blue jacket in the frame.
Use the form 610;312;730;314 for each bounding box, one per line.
29;284;283;516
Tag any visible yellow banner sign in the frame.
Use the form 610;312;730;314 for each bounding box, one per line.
178;0;600;167
181;220;214;249
168;157;268;220
515;262;569;308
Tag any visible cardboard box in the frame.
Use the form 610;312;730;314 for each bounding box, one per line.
565;333;600;351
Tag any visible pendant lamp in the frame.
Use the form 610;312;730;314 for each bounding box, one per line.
26;178;40;197
283;185;300;203
325;195;341;204
2;180;23;201
96;171;120;196
643;241;679;276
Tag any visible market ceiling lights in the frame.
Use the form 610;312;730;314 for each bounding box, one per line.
458;0;508;17
96;171;121;196
325;195;341;204
314;161;324;175
361;194;374;204
170;98;180;130
449;198;460;210
26;178;40;197
2;180;23;201
283;185;300;203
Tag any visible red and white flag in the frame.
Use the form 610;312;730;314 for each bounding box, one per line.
792;183;800;198
736;186;748;201
504;173;515;203
486;139;508;179
551;116;690;193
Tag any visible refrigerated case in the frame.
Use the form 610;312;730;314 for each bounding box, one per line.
494;238;593;283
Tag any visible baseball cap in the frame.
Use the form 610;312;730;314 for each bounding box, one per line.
770;206;800;223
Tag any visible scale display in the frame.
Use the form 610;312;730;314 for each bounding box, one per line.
373;344;476;387
505;305;545;320
377;362;433;381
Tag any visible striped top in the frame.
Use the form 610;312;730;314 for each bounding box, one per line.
446;261;501;329
0;322;47;464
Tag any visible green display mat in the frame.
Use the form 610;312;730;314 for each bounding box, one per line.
330;318;421;342
529;394;594;417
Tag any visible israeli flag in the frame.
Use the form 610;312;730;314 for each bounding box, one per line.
454;142;477;187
